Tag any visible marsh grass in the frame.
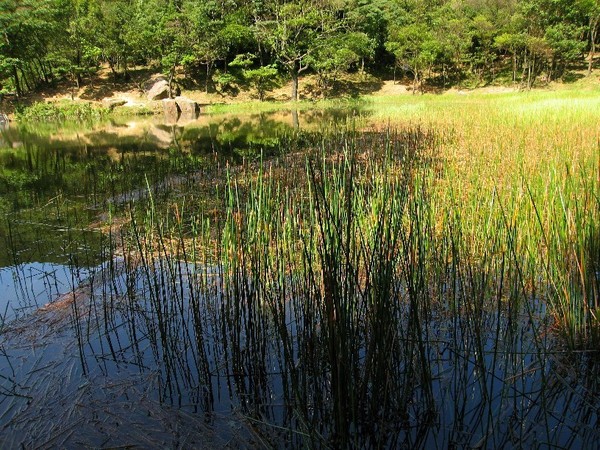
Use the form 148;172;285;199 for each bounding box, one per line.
3;90;599;447
15;101;109;122
101;120;600;447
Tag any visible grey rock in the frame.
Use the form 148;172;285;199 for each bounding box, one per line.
102;98;127;110
162;99;180;123
175;98;200;121
142;75;167;92
147;79;170;101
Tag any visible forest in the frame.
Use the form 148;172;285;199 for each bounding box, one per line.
1;0;599;100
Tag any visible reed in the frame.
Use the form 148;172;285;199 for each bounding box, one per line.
103;120;600;447
4;90;599;447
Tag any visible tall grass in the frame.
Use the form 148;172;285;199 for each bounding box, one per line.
15;101;109;122
100;124;600;447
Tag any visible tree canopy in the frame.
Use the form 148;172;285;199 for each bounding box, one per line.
0;0;598;99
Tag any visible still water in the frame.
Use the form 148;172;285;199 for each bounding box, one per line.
0;108;598;448
0;109;356;320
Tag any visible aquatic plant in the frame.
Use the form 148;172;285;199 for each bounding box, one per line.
110;126;599;447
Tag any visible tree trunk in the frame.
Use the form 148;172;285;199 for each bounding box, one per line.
30;63;41;87
291;70;299;101
123;59;130;81
168;65;175;98
258;42;264;66
109;59;117;79
527;54;535;90
588;17;598;75
75;49;82;87
37;59;50;84
519;51;527;88
205;62;213;94
442;64;446;88
412;70;418;94
21;68;32;91
12;65;22;97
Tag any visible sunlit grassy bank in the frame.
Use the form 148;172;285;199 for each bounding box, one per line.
363;89;600;347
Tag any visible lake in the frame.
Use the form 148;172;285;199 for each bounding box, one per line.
0;108;356;319
0;101;599;448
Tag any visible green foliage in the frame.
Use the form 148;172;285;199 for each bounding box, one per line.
386;23;442;90
229;53;279;100
242;65;279;100
307;32;375;92
254;0;339;100
15;101;108;122
0;0;598;98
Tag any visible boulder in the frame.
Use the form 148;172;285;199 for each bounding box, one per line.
162;99;180;123
175;97;200;121
142;74;167;92
147;79;170;101
102;98;127;110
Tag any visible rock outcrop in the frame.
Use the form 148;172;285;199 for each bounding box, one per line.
175;97;200;121
145;75;170;101
162;99;181;123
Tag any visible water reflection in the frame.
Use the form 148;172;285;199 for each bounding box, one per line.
0;108;360;154
0;259;598;448
0;262;89;324
0;108;364;269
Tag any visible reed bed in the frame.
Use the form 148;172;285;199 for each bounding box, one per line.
3;91;599;446
106;124;600;447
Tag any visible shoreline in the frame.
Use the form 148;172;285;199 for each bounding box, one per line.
2;68;598;124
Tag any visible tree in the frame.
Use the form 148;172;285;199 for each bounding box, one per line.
345;31;377;75
178;2;252;93
307;32;373;93
386;22;442;92
435;17;471;85
95;0;137;80
160;10;193;96
50;0;103;88
468;15;498;83
229;53;279;100
255;1;337;101
522;0;591;82
345;0;391;70
495;32;527;83
0;0;58;95
544;23;586;79
578;0;600;74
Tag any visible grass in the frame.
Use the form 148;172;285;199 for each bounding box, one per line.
204;96;366;115
2;86;600;447
112;113;598;446
367;88;600;346
15;100;109;122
